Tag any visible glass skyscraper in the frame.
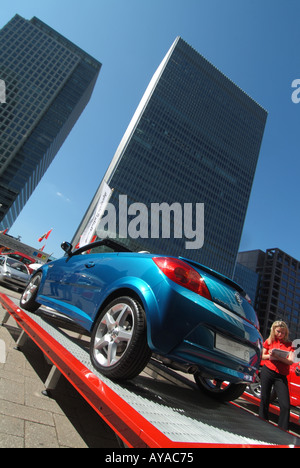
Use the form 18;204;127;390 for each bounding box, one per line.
236;249;300;339
74;37;267;277
0;14;101;230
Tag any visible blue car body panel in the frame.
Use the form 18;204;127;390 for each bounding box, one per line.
34;245;263;384
37;253;161;332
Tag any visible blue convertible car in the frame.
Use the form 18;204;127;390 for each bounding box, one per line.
20;239;262;401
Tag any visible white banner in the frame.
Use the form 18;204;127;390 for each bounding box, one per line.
79;182;112;248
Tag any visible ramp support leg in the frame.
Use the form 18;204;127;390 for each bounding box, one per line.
42;365;61;397
1;311;10;326
14;330;27;350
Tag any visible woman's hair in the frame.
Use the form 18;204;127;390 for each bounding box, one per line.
268;320;290;344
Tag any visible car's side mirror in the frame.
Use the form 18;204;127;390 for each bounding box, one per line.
61;241;73;256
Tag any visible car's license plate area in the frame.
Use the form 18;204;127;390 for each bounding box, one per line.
215;334;250;363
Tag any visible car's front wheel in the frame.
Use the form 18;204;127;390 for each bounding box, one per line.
90;296;152;380
20;273;42;312
194;373;247;402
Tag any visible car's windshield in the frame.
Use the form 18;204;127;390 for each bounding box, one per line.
73;239;131;256
6;258;28;273
6;254;33;265
86;245;117;254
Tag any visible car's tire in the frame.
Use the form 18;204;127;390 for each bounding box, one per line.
90;296;151;380
20;273;42;312
194;373;247;402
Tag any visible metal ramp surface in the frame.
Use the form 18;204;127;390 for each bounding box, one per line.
1;293;300;448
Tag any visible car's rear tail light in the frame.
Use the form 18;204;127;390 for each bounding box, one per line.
153;257;212;300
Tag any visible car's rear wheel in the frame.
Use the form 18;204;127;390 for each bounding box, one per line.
194;373;247;402
20;273;42;312
90;296;151;380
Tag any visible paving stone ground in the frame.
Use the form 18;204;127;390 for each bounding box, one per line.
0;286;119;448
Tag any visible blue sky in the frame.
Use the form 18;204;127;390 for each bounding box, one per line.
1;0;300;261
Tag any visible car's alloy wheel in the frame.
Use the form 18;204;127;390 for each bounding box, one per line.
248;374;277;403
248;381;262;399
90;296;151;380
20;273;42;312
194;373;247;402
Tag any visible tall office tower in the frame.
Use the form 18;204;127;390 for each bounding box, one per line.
74;37;267;277
0;14;101;230
237;249;300;339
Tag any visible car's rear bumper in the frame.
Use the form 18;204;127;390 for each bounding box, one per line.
147;281;262;383
167;334;260;384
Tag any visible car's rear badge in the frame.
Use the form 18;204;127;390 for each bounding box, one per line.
235;292;243;305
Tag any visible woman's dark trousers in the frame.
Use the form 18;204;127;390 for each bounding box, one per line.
259;365;290;431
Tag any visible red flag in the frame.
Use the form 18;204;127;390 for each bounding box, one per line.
38;229;52;242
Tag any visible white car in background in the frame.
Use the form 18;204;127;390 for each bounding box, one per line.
0;255;30;291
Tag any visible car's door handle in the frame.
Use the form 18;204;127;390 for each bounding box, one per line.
85;261;95;268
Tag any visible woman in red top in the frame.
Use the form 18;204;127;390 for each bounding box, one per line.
259;321;294;430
